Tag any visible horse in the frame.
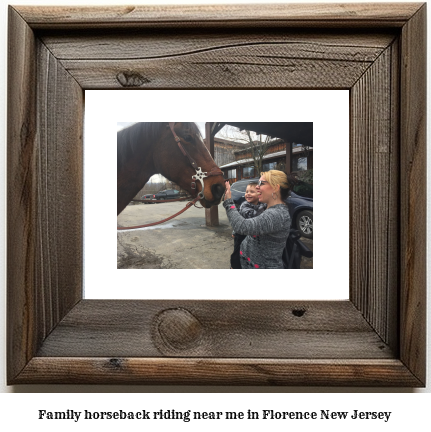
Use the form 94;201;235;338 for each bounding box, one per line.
117;122;225;215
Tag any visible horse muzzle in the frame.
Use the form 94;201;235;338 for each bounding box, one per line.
199;182;225;208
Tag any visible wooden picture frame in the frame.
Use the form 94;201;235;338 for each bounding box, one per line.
7;3;426;386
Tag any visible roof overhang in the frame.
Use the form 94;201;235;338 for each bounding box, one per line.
215;122;313;147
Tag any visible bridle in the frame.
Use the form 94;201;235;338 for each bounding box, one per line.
168;122;223;200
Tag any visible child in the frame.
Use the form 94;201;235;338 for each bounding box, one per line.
230;181;267;269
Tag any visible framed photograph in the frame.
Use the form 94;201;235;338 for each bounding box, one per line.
86;90;349;300
7;3;426;386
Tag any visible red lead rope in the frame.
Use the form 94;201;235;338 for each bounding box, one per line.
117;196;201;231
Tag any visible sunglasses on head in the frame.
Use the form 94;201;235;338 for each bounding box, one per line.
257;180;269;186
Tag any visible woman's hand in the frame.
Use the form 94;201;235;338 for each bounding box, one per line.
224;181;232;200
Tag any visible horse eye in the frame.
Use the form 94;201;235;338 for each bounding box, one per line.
184;135;194;142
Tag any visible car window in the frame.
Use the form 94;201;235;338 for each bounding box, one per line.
172;190;179;194
231;182;248;193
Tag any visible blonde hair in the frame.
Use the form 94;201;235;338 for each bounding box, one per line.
260;170;291;200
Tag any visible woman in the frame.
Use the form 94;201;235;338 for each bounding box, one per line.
223;170;291;269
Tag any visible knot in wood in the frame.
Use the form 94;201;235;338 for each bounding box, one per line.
108;358;123;369
116;71;150;87
292;308;306;317
155;308;203;351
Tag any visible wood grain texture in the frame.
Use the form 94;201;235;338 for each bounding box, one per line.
15;3;423;29
36;300;393;359
350;44;399;348
399;3;427;385
41;31;395;60
7;3;426;386
41;30;394;89
35;40;83;336
15;358;422;386
7;6;83;383
7;6;38;381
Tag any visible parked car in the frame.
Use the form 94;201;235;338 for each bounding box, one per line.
230;177;313;239
141;193;155;203
141;189;188;203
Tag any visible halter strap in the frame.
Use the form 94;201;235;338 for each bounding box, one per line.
168;123;223;199
169;122;199;170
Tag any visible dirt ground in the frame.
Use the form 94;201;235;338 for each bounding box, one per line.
117;201;313;269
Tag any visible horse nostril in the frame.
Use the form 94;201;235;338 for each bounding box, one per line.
211;183;225;200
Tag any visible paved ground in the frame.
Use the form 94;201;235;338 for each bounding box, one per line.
117;201;313;269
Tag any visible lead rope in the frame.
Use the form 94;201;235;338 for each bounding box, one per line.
131;197;190;203
117;195;201;231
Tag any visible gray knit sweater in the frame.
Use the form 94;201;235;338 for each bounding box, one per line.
223;198;291;269
232;201;267;235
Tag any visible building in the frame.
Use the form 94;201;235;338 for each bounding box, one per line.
204;137;248;167
220;139;313;183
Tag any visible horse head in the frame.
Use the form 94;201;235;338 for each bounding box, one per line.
153;122;226;208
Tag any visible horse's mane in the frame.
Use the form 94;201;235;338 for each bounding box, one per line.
117;122;201;172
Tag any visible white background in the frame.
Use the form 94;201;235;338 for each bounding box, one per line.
85;90;349;300
0;0;429;424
